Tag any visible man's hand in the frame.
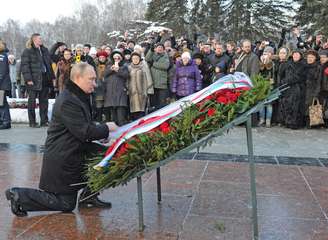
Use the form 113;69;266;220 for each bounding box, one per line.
106;122;118;132
27;81;34;86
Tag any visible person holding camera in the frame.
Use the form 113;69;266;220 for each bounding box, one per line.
103;50;129;125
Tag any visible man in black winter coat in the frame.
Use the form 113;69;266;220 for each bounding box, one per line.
0;40;11;129
5;63;118;217
209;43;231;77
21;33;56;127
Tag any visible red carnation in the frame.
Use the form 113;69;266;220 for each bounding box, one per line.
205;95;213;101
226;92;238;103
325;67;328;76
159;122;171;134
216;96;228;104
207;108;216;117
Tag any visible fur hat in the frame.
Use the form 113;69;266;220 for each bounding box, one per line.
97;51;109;58
110;49;124;61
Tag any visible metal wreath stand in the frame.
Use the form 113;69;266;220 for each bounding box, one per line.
130;86;285;240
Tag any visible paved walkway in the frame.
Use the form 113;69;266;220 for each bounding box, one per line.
1;125;328;239
1;124;328;158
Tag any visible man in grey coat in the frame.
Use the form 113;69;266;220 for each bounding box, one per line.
235;39;260;78
145;43;170;110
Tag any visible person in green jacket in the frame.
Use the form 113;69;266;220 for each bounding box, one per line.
145;43;170;111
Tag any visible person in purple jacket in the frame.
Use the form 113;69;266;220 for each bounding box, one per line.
171;51;202;99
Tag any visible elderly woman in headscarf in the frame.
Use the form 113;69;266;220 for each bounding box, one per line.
128;51;154;120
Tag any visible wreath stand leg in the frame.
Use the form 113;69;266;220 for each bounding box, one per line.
156;168;162;203
137;176;145;231
246;116;259;240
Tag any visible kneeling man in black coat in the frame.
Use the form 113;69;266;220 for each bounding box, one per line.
5;63;118;216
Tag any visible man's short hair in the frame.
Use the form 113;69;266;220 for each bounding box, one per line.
70;62;93;81
84;44;91;49
241;39;252;47
214;43;225;50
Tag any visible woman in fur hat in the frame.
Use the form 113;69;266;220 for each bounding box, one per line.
304;50;321;127
280;50;307;129
128;52;154;120
103;50;129;125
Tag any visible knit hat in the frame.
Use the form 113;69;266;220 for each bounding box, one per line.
97;51;109;58
318;49;328;57
181;51;191;60
123;49;132;56
131;51;141;59
89;47;97;55
263;46;274;54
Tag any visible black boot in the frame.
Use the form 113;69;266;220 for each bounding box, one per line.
0;124;11;130
5;188;27;217
78;187;111;209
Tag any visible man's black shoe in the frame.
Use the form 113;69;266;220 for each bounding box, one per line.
78;196;112;209
29;123;40;128
0;124;11;130
5;188;27;217
40;122;49;127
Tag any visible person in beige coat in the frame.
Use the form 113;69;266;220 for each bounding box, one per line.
128;52;154;120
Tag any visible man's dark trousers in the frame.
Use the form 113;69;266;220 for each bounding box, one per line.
13;188;77;212
27;73;49;125
0;92;11;126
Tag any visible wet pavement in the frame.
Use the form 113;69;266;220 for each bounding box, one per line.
1;126;328;239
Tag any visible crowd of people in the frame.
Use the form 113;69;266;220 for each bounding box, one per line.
0;26;328;130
